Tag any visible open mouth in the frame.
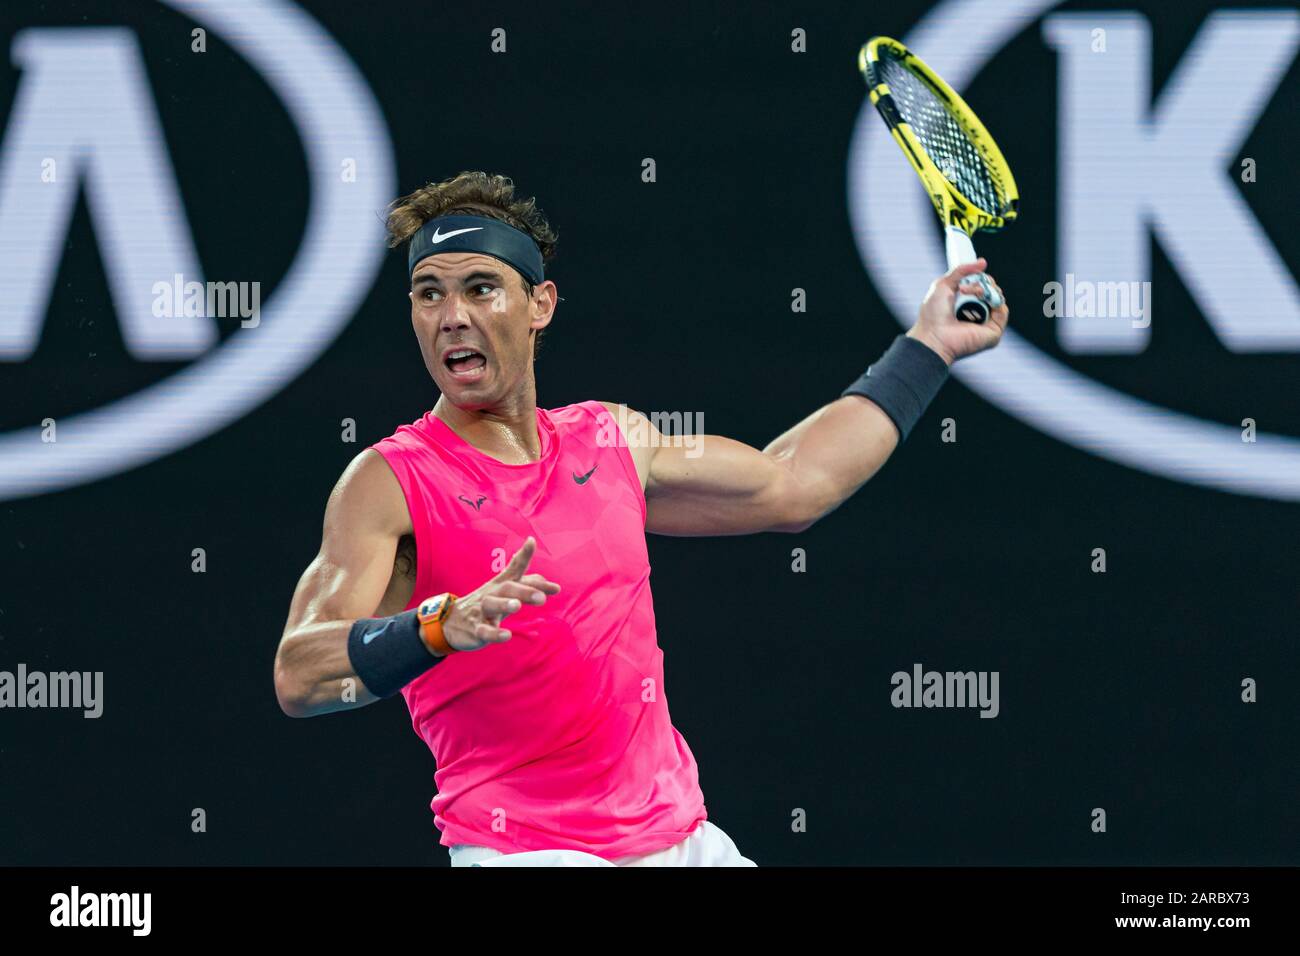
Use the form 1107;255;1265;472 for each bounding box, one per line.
444;348;487;377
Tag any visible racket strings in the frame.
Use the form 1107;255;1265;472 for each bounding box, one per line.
879;53;1006;218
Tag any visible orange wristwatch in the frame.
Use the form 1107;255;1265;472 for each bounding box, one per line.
416;593;459;657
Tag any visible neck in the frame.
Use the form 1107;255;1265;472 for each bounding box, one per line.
433;392;542;464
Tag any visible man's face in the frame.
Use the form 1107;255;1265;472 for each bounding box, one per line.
408;252;555;408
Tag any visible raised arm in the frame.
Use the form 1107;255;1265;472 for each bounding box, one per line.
630;395;900;536
620;259;1009;537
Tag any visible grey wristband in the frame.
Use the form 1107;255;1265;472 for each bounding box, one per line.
841;334;949;442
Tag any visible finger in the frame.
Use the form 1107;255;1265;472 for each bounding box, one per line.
983;296;1010;335
494;581;550;605
474;621;511;643
518;573;561;594
481;595;523;619
492;536;536;583
984;275;1007;311
941;257;987;289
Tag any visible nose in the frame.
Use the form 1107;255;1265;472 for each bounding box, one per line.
439;293;471;333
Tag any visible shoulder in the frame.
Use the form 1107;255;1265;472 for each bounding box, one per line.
543;399;611;422
547;400;663;457
590;401;660;436
590;401;658;491
371;409;436;450
551;400;664;442
593;403;667;454
541;399;652;436
324;448;412;538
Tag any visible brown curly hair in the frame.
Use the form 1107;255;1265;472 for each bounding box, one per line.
386;171;559;355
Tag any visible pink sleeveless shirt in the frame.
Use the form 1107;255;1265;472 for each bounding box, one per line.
370;400;707;859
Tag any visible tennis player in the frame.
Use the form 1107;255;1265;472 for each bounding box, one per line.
272;171;1009;867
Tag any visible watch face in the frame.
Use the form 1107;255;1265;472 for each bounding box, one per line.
420;594;448;620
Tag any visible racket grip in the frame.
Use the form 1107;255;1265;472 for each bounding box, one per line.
944;226;996;324
953;290;990;324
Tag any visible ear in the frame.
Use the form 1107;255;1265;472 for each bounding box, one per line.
529;280;558;333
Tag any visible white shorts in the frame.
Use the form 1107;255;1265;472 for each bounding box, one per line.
448;821;757;867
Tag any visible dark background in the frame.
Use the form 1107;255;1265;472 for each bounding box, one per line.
1;0;1296;866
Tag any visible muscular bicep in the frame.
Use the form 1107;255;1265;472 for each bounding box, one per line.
282;450;413;636
644;431;805;537
597;401;810;536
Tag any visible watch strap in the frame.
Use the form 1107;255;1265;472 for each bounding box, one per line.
416;593;459;656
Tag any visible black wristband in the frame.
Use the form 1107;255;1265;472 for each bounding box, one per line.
347;608;444;699
840;334;949;442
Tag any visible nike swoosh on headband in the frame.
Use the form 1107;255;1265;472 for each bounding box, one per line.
430;226;484;243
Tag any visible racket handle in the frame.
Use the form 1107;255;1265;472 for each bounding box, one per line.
944;226;1000;324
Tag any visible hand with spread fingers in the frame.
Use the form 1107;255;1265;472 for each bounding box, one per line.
443;536;561;652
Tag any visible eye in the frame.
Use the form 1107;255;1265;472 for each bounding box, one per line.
474;283;496;296
420;288;440;301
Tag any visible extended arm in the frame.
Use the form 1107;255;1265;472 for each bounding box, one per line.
636;395;900;536
633;259;1009;537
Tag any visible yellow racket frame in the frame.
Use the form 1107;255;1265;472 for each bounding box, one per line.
859;36;1018;236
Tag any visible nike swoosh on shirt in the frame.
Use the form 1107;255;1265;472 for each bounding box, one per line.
430;226;483;244
573;466;597;484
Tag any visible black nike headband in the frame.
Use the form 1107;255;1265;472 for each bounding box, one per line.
407;215;545;286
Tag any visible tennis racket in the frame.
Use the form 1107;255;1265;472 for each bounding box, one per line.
859;36;1018;323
